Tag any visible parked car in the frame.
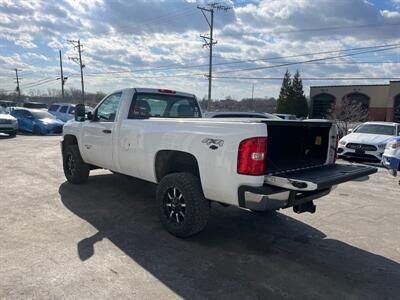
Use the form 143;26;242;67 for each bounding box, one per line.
274;113;297;120
382;137;400;177
61;87;376;238
48;103;92;122
22;102;47;110
204;111;280;119
0;100;17;109
0;106;18;136
11;108;64;135
338;122;400;162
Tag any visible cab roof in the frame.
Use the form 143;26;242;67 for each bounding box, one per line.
133;88;195;98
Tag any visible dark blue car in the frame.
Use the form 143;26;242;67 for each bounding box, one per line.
11;108;64;135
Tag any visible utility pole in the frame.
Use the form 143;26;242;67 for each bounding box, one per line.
68;39;85;104
14;68;21;102
198;3;230;111
251;83;255;111
58;50;68;101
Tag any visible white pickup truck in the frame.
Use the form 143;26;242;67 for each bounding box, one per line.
61;88;377;237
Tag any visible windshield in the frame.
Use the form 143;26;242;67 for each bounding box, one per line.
128;93;201;118
354;124;395;136
24;103;47;109
31;110;56;119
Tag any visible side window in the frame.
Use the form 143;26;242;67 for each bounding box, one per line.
20;110;32;118
59;106;68;113
68;106;75;114
49;105;60;112
169;99;197;117
96;93;122;122
12;110;21;118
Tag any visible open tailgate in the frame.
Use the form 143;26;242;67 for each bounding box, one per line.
264;164;377;191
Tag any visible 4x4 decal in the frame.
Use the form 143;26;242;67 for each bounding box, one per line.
202;138;224;150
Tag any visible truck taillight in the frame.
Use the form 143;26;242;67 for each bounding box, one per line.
237;137;267;176
158;89;176;94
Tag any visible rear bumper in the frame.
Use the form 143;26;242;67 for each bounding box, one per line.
238;185;331;211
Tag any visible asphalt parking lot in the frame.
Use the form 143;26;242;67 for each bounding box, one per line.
0;135;399;300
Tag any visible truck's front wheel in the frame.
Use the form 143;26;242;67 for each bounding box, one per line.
63;145;90;184
157;173;210;238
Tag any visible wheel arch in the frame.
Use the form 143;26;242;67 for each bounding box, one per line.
62;134;79;153
154;150;201;183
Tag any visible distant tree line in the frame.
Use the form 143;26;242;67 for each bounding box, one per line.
0;87;106;107
199;97;277;113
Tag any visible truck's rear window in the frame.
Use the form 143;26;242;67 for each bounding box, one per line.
128;93;201;118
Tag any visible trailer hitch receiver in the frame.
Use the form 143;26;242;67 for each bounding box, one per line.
293;201;316;214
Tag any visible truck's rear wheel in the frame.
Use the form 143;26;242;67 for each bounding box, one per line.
157;172;210;238
63;145;90;184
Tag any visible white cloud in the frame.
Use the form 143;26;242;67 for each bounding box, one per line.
381;9;400;19
0;0;399;99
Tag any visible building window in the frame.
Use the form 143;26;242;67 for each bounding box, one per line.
312;93;336;119
344;92;370;111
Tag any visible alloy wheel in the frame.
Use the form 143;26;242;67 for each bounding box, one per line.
164;187;186;224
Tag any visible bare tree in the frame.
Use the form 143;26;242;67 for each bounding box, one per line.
328;98;369;137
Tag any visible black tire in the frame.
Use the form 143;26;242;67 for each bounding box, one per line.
33;125;42;135
9;131;17;137
63;145;90;184
157;172;210;238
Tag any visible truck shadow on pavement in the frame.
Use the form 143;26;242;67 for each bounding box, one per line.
59;173;400;300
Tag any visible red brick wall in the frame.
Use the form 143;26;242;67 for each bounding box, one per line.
368;107;390;121
385;108;394;122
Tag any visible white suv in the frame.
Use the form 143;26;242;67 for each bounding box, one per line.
338;122;400;162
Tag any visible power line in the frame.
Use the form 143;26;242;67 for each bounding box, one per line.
213;76;400;81
209;42;400;69
9;43;400;91
23;78;59;89
64;42;400;77
213;45;400;74
222;22;400;36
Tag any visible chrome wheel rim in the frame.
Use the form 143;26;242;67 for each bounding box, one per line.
164;187;186;224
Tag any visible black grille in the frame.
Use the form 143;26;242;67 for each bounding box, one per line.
0;119;12;124
346;143;377;151
342;152;381;162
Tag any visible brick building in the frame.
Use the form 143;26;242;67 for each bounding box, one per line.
310;80;400;122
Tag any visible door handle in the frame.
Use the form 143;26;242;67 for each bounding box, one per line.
102;129;112;134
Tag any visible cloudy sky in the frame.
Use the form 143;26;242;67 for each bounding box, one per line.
0;0;399;100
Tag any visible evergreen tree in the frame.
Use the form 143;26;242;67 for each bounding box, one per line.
276;69;292;114
291;70;309;118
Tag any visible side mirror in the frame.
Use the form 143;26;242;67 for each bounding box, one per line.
75;104;86;122
86;111;93;121
347;128;353;133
